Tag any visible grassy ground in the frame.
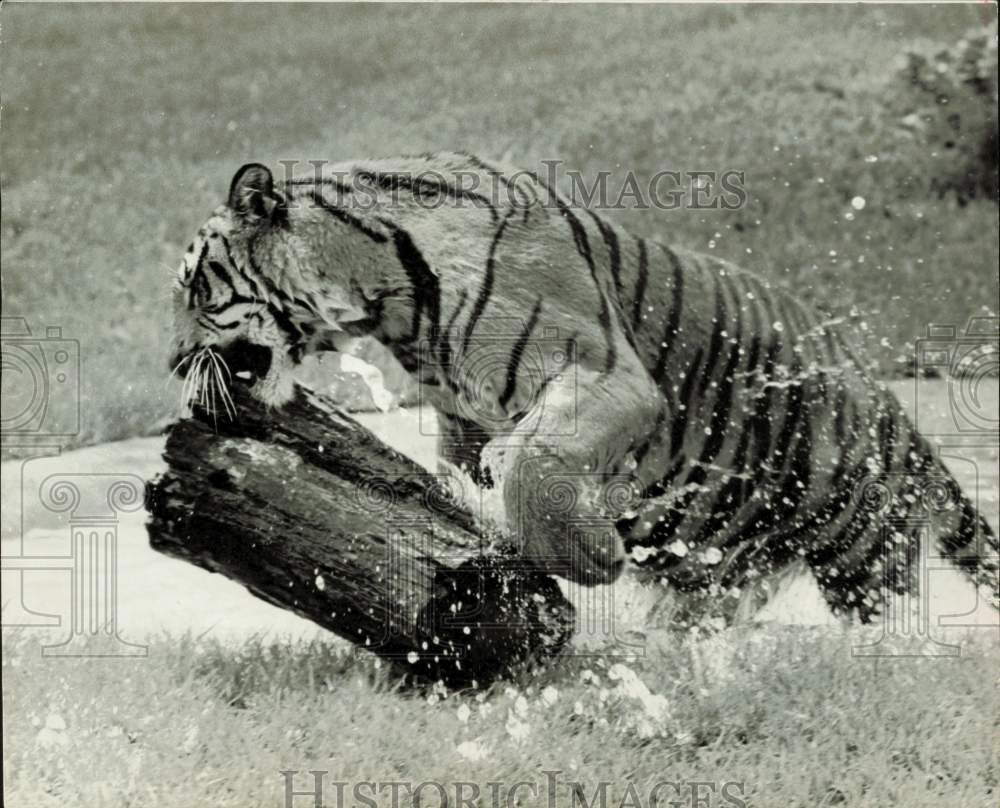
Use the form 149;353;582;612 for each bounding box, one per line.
2;4;998;448
3;627;998;808
0;382;995;808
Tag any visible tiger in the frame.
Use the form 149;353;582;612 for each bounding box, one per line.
169;153;999;622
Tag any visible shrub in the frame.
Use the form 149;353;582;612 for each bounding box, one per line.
888;20;998;203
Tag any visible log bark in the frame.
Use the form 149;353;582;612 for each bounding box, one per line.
145;383;574;686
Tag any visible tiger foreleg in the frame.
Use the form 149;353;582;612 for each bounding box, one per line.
483;368;666;585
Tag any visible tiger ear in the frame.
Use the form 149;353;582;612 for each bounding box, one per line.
228;163;284;223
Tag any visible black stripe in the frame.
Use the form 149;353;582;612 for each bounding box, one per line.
219;235;268;302
205;260;256;307
357;170;499;223
786;298;817;353
833;379;851;448
939;498;998;577
189;243;211;308
826;512;898;617
653;327;744;546
878;400;898;472
801;461;873;568
444;289;469;336
463;211;514;354
203;244;235;291
743;276;787;486
307;189;388;243
630;236;649;333
286;175;355;197
748;340;780;490
902;427;928;475
587;210;639;353
652;244;685;382
459;153;537;220
669;347;704;459
796;379;851;528
245;239;302;320
586;211;622;300
244;240;307;345
770;414;814;531
519;331;579;416
388;228;440;345
532;175;616;372
771;356;807;478
205;315;241;331
703;272;744;455
696;435;750;536
718;333;785;541
739;353;807;536
267;301;303;344
683;273;744;490
688;275;761;546
694;270;728;402
734;336;765;500
499;298;544;410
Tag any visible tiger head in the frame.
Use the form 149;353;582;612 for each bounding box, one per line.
169;163;382;411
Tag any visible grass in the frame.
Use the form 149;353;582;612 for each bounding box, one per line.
3;627;997;808
2;4;998;449
3;10;998;805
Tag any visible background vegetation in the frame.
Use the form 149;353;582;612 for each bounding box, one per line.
2;4;997;448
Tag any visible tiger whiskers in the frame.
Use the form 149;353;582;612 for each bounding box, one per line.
178;348;214;415
180;349;209;413
167;352;195;388
177;348;237;422
206;350;237;420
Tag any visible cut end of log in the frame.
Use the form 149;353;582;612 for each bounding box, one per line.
146;382;574;686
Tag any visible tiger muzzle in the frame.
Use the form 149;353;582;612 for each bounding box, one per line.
169;339;273;384
215;339;273;384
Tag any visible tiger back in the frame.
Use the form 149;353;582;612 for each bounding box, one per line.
169;153;999;620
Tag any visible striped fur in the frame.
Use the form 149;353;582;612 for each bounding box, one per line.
170;154;999;618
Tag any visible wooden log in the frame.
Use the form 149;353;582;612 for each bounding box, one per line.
145;383;574;686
